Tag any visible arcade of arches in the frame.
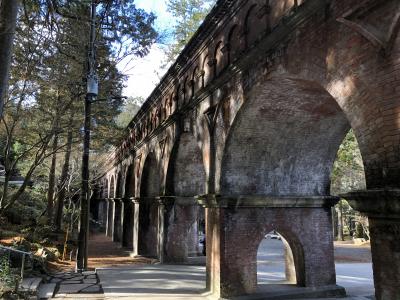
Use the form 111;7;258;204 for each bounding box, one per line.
93;0;400;299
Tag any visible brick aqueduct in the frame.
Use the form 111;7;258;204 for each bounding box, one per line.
92;0;400;299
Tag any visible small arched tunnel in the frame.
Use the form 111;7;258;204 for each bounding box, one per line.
221;77;351;197
257;231;302;286
164;132;207;262
122;164;135;249
139;152;161;257
219;208;336;297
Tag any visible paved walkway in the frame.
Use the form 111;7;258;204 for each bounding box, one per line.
48;235;375;299
46;270;103;299
97;265;207;299
88;234;156;269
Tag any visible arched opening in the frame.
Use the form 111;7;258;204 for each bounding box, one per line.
176;84;182;109
192;66;201;95
221;77;350;196
214;41;225;77
164;132;207;262
122;164;135;249
219;76;353;296
244;4;259;48
202;55;210;88
330;131;374;297
182;77;188;105
228;25;241;63
138;152;160;257
257;230;303;287
186;75;193;100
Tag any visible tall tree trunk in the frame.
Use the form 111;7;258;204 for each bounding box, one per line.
331;207;338;240
47;134;58;222
337;200;344;241
47;103;61;222
54;114;74;230
0;0;19;117
0;171;10;210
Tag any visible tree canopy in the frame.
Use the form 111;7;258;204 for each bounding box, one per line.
0;0;158;219
164;0;215;64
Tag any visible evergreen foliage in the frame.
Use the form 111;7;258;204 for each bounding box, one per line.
164;0;216;64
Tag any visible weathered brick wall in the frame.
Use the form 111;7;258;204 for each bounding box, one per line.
163;131;206;261
368;217;400;300
166;132;206;196
97;1;400;297
218;207;336;296
103;0;400;196
219;77;349;196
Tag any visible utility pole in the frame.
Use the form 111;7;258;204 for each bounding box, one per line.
76;0;98;272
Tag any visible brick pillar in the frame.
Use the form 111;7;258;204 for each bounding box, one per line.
105;199;110;236
344;190;400;300
284;238;297;283
97;199;106;232
198;195;343;299
158;198;165;262
158;197;199;263
106;199;115;238
120;200;124;245
132;198;140;256
113;198;122;242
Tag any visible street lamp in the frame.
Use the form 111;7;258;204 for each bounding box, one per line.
76;0;98;272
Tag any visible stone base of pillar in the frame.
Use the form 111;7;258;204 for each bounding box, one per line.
343;189;400;300
198;195;344;299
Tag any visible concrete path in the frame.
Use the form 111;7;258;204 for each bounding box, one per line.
257;238;375;299
49;235;375;299
43;270;103;299
97;264;207;299
96;238;374;299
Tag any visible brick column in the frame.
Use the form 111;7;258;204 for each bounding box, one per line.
106;198;115;238
102;199;108;230
104;198;110;236
113;198;122;243
343;190;400;300
157;197;166;262
158;197;199;263
132;198;140;256
198;194;345;299
97;199;107;232
105;198;109;236
120;199;124;245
